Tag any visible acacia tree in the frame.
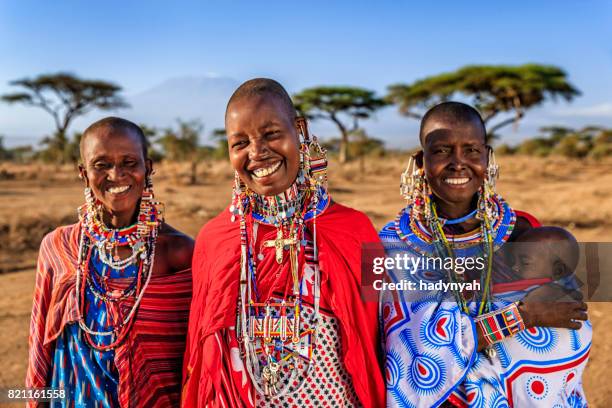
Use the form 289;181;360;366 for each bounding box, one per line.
210;128;228;160
157;119;203;184
293;86;387;163
386;64;580;141
1;72;128;162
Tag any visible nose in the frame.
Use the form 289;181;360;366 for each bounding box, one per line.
107;165;126;181
248;138;270;161
448;149;467;171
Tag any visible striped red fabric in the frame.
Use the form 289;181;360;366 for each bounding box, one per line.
26;223;192;407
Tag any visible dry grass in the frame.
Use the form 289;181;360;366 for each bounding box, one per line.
1;156;612;405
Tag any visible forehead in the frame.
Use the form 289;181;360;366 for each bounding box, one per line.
226;95;292;129
422;116;485;147
82;127;144;160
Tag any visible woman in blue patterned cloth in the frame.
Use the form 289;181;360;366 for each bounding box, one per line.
379;102;591;407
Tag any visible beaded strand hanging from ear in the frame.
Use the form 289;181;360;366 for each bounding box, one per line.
75;173;164;351
399;153;432;225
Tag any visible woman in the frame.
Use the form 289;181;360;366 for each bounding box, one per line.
26;117;194;407
379;102;591;407
182;78;385;407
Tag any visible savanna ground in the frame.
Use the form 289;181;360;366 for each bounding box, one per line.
1;155;611;406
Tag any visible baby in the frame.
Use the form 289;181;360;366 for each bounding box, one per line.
510;226;580;287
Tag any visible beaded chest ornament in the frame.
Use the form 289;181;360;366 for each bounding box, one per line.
74;178;164;351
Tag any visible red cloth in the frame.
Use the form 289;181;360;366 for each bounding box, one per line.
26;224;192;407
514;210;541;228
182;203;386;408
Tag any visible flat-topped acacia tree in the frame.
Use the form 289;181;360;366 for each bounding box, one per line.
293;86;387;163
386;64;580;142
1;72;128;163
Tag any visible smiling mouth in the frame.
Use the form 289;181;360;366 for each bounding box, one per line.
107;185;131;194
251;161;282;178
444;177;470;185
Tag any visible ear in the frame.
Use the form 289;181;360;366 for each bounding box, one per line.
552;259;571;280
78;164;89;186
413;150;424;168
295;116;309;141
145;158;153;177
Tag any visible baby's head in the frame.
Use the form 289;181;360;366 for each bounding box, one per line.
512;226;579;281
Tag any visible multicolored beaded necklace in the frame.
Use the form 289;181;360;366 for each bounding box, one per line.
74;189;164;351
233;168;329;398
394;192;516;314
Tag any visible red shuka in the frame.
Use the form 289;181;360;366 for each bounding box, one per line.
182;203;386;407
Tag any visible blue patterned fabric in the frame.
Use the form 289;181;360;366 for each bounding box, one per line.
50;248;138;407
379;211;592;408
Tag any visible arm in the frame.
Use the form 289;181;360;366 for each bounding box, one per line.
25;235;55;406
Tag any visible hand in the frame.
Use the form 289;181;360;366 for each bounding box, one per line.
519;284;588;330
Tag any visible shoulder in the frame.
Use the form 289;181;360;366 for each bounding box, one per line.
317;201;379;240
509;210;541;241
194;207;240;257
158;223;195;272
39;223;80;253
379;220;398;241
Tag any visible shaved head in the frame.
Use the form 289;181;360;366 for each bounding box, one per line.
80;117;148;161
226;78;296;122
419;101;486;146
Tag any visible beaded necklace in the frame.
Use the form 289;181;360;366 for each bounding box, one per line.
394;193;516;315
233;172;329;398
75;190;163;351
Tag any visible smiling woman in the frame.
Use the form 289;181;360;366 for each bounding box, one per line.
379;102;592;408
182;79;385;408
26;117;194;408
226;94;301;196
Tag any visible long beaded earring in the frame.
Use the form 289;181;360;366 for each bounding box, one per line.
477;147;499;221
400;153;431;223
297;117;327;190
230;171;245;222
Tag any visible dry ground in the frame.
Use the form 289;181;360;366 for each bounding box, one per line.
1;156;611;406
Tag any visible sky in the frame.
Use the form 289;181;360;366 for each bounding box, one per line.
1;0;611;148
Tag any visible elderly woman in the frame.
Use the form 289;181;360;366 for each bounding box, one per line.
182;78;385;407
380;102;591;407
26;117;194;407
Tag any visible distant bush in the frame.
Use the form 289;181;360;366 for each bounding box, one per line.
502;126;612;159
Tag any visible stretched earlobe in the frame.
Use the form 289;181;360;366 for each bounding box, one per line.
78;164;89;186
295;117;310;142
414;150;424;168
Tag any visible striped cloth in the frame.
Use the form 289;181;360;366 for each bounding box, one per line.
26;223;192;407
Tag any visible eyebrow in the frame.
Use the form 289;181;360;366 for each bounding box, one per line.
258;120;280;131
89;153;141;162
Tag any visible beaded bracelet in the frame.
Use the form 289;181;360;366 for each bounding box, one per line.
474;301;526;346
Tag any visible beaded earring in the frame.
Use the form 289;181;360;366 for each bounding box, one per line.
230;171;246;222
400;154;432;223
298;118;328;191
477;147;500;221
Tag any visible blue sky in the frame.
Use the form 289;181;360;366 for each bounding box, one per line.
1;0;611;148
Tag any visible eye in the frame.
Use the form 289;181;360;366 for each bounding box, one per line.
231;140;248;149
434;147;450;155
265;130;281;139
124;159;138;167
93;161;111;170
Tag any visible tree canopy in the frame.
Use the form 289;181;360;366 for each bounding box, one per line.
386;64;580;139
293;86;387;163
1;72;128;163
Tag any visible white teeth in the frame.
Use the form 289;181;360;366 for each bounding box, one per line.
107;185;130;194
252;162;282;178
444;178;470;185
